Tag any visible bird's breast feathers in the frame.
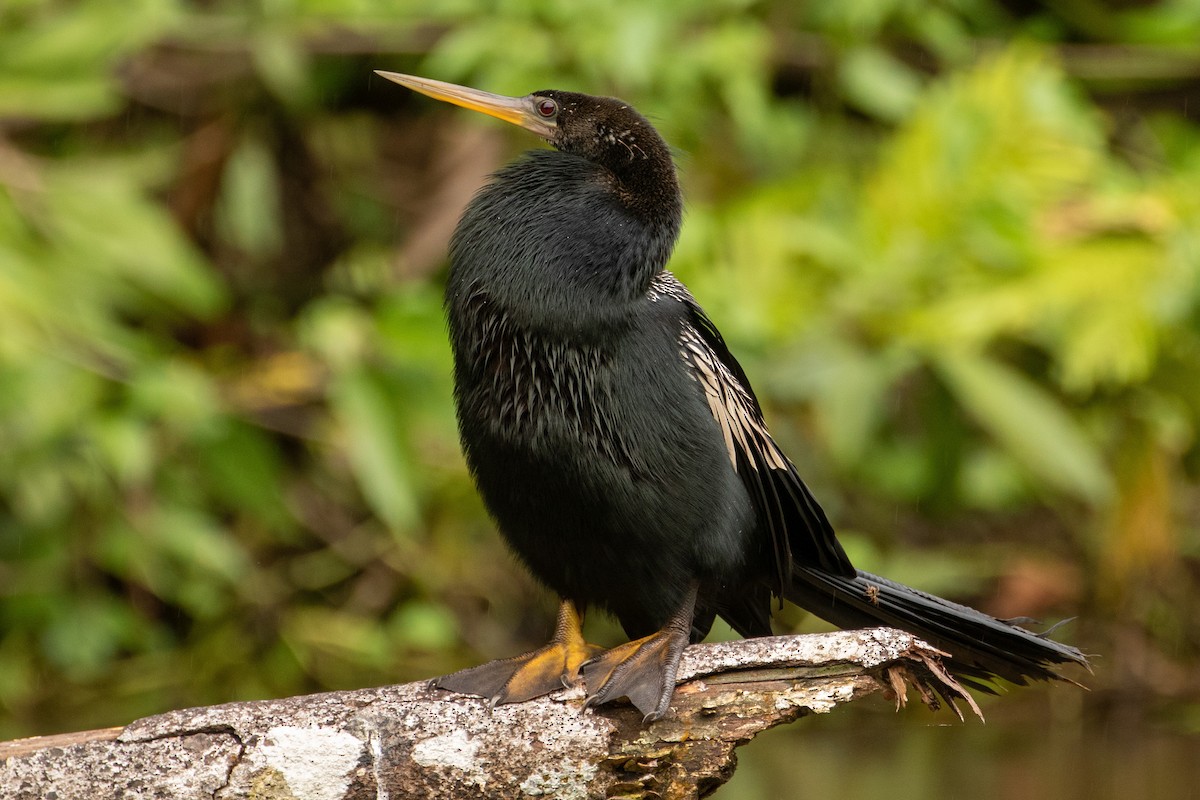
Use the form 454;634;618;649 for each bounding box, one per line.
453;288;643;473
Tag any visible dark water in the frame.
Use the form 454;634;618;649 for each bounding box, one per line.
720;691;1200;799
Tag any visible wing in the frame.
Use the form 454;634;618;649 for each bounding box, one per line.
650;272;855;592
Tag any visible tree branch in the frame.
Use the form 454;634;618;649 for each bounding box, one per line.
1;628;975;800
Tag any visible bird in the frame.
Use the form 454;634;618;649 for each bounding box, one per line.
375;70;1089;721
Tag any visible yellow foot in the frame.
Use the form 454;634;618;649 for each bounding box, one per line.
430;600;601;707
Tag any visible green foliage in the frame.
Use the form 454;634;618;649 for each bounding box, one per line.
2;0;1200;743
0;0;179;120
936;352;1111;503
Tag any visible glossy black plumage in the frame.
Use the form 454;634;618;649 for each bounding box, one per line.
377;72;1087;720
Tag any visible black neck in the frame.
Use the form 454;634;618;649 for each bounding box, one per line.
447;150;681;337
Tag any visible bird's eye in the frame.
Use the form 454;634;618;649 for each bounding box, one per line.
535;98;559;118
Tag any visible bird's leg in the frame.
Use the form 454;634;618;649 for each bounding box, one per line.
581;582;698;722
431;599;601;707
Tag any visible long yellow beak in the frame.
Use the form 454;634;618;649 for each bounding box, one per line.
374;71;556;139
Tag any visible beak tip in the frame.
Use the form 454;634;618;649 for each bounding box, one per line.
373;70;408;86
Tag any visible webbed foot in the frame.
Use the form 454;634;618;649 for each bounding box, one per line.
581;583;698;721
431;600;600;707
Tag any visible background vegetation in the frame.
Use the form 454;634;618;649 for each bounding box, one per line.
2;0;1199;794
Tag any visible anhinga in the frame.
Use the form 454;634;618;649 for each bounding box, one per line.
376;70;1087;721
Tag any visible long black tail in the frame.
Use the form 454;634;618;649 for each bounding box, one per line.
784;566;1088;689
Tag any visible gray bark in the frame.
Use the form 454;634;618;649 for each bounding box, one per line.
0;628;976;800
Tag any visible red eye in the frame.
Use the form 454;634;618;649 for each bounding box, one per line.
536;98;558;118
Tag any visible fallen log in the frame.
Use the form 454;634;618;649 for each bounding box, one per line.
1;628;977;800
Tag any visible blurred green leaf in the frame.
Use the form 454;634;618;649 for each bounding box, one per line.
389;601;458;651
216;137;285;261
0;0;180;120
839;46;923;122
782;337;900;467
283;607;392;670
128;360;221;433
41;596;139;679
195;421;290;528
331;368;420;531
937;352;1112;504
253;30;311;106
